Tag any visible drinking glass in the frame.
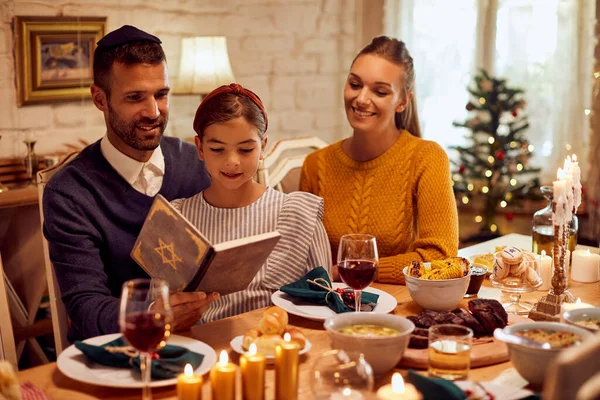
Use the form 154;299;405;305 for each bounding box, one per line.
337;234;378;312
119;279;172;400
310;349;374;399
428;324;473;380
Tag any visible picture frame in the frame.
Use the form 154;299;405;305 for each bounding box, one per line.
14;16;106;106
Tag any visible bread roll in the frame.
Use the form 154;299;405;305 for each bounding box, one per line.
242;328;261;351
0;361;21;400
253;334;283;356
258;306;288;335
284;328;306;349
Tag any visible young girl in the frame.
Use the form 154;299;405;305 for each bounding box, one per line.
300;36;459;285
173;83;332;323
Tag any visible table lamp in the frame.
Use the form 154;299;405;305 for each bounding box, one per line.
173;36;235;98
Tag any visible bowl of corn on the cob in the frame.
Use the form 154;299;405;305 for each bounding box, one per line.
403;257;472;311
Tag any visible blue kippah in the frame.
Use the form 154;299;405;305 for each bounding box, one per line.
96;25;161;47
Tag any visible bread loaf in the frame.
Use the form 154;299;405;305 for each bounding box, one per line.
283;328;306;349
242;328;261;351
253;334;283;356
0;361;21;400
258;306;288;335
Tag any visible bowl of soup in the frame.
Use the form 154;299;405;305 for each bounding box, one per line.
562;307;600;332
323;313;414;375
497;321;595;387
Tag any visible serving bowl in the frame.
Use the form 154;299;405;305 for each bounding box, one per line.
495;321;595;387
323;313;414;376
403;265;471;311
562;307;600;332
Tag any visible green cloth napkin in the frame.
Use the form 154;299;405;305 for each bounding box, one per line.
407;370;541;400
75;337;204;380
280;267;379;313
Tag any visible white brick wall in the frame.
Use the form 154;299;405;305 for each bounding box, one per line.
0;0;356;158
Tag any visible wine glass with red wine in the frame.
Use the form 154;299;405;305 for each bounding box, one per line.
337;234;378;312
119;279;172;400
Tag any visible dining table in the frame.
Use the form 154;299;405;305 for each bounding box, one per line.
15;234;600;399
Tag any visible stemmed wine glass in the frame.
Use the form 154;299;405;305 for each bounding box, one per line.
119;279;172;400
310;349;374;399
337;234;378;312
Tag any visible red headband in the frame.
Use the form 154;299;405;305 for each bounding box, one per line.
193;83;268;135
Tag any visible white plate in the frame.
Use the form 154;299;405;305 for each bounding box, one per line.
229;335;312;363
271;282;397;321
57;333;217;388
455;380;533;400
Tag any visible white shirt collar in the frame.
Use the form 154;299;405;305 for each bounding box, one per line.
100;135;165;186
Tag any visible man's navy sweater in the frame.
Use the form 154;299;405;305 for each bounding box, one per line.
43;137;210;341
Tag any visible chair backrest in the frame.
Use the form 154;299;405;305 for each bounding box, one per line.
37;152;79;356
256;137;328;193
543;333;600;400
0;253;17;369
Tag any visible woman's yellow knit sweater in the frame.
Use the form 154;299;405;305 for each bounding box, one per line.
300;131;459;284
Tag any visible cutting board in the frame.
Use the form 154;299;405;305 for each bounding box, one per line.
398;314;532;369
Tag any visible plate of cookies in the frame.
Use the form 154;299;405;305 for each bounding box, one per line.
230;306;311;362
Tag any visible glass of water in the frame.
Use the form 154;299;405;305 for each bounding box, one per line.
428;324;473;380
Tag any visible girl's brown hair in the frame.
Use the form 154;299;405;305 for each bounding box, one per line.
193;83;268;139
354;36;421;138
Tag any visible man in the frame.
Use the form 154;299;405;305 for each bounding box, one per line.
43;25;214;341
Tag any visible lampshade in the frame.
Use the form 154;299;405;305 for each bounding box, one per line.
173;36;235;95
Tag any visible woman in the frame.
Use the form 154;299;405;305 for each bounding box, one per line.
300;36;458;284
174;83;331;322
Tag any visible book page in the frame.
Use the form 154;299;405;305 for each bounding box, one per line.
194;232;281;295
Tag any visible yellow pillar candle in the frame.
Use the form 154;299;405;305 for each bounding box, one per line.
275;332;300;400
240;343;265;400
376;373;422;400
210;350;237;400
177;363;203;400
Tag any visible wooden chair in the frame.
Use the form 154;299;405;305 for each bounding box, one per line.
37;152;79;356
0;253;18;369
543;334;600;400
256;137;328;193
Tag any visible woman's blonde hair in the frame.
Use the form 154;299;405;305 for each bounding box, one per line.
353;36;421;138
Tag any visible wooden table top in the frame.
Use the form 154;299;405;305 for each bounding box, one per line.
16;277;599;400
0;185;38;209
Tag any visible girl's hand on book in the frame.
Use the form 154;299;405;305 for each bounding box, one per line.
170;291;220;331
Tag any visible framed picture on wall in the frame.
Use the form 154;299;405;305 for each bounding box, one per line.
14;16;106;106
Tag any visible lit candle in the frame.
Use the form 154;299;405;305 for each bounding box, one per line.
240;343;265;400
538;250;553;291
275;332;300;400
376;373;422;400
177;363;203;400
330;387;366;399
210;350;237;400
552;172;567;225
571;249;600;283
560;298;594;322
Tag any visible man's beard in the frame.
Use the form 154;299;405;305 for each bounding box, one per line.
107;102;167;151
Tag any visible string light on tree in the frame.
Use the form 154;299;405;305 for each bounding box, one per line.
450;69;541;239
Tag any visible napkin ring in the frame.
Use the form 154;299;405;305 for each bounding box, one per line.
307;278;342;303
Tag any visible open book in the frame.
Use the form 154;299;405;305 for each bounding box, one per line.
131;195;281;296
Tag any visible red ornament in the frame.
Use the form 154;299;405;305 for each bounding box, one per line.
459;165;466;174
466;103;474;111
506;213;514;221
495;150;506;161
511;109;518;117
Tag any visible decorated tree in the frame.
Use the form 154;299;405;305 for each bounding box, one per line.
451;69;541;238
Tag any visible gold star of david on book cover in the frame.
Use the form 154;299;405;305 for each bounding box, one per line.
154;238;182;270
131;195;211;292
